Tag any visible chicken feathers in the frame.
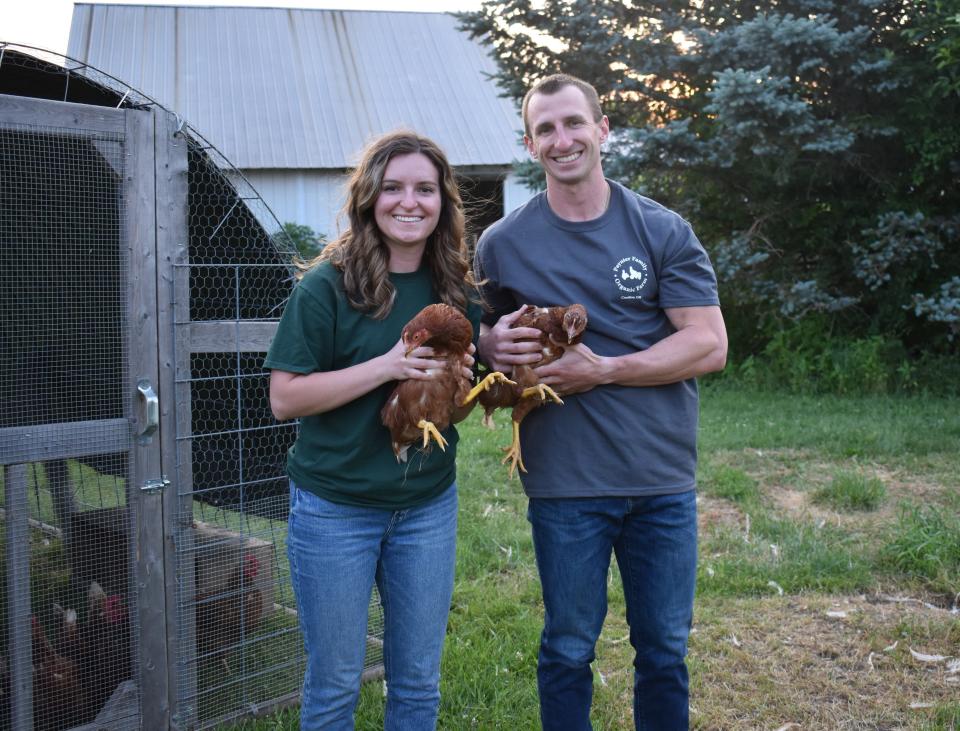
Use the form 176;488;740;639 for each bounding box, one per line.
479;304;588;477
381;303;511;463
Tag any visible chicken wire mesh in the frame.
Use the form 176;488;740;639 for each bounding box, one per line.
1;44;386;730
175;133;386;731
0;119;138;729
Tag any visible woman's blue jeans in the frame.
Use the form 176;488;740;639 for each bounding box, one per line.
527;491;698;731
287;482;458;731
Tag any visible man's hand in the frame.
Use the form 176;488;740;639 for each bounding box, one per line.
533;342;608;396
477;305;544;373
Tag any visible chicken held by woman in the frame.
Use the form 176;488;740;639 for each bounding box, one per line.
381;303;512;462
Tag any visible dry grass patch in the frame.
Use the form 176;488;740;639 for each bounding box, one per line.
704;448;955;533
589;594;959;730
698;493;748;533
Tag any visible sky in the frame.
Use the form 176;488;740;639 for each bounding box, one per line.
1;0;483;57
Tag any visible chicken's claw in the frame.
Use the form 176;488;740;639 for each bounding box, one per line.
520;383;564;405
461;371;516;406
501;421;527;478
418;419;448;452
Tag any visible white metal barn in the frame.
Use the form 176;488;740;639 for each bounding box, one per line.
67;5;534;241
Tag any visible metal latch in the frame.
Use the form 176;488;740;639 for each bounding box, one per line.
141;477;170;494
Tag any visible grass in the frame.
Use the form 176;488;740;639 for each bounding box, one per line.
879;499;960;594
228;383;960;730
7;385;958;729
812;470;887;511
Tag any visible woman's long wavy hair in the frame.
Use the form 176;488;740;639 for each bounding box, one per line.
302;130;478;319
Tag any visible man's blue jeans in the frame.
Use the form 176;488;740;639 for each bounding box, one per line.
527;491;698;731
287;482;458;731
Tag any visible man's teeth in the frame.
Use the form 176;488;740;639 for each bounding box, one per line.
394;215;423;222
555;151;581;163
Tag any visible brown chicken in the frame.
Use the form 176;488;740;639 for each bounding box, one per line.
31;614;82;731
381;303;511;462
78;582;131;721
196;552;263;673
479;304;588;477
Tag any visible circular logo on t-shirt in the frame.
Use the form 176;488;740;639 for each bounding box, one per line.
613;256;649;295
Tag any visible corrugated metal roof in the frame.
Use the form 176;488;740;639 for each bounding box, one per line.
67;4;525;169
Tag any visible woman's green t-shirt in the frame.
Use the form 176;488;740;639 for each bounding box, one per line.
264;261;481;509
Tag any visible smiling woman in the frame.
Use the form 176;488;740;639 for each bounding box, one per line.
374;152;442;271
263;129;482;730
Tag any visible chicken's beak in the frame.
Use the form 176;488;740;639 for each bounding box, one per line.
405;329;430;355
404;336;421;356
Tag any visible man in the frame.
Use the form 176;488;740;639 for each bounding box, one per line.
475;74;727;730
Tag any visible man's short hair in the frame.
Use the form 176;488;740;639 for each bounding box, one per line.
522;73;604;136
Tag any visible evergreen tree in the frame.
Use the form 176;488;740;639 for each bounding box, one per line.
459;0;960;358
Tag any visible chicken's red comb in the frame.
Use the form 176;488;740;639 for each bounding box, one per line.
104;594;125;625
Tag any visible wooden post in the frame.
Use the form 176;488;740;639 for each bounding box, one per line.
153;106;195;730
4;464;33;731
125;104;169;730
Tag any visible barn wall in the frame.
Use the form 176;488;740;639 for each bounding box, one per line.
233;167;536;244
504;172;536;215
231;169;347;242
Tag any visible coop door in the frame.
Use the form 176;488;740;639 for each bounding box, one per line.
0;98;168;730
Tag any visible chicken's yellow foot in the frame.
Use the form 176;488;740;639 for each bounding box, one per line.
520;383;564;405
460;371;517;406
500;421;527;479
418;419;448;451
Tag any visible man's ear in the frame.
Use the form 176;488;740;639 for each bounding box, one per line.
599;115;610;144
524;135;537;159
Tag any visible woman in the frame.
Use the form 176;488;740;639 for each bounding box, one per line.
265;131;481;730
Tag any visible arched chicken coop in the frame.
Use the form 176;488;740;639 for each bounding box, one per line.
0;45;384;730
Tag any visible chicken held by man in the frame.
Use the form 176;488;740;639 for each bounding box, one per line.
381;303;512;462
479;303;588;477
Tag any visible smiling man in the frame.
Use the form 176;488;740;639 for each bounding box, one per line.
475;74;728;731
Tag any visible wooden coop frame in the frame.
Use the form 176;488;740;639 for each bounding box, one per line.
0;46;384;731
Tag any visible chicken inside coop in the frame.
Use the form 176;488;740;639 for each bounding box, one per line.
479;304;588;477
30;614;81;731
196;551;264;674
4;582;132;731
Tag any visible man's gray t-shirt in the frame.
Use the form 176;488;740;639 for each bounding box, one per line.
475;180;720;498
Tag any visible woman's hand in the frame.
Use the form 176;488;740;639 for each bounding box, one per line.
381;337;448;382
461;343;477;380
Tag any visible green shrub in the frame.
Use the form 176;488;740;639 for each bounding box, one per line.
716;317;941;396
